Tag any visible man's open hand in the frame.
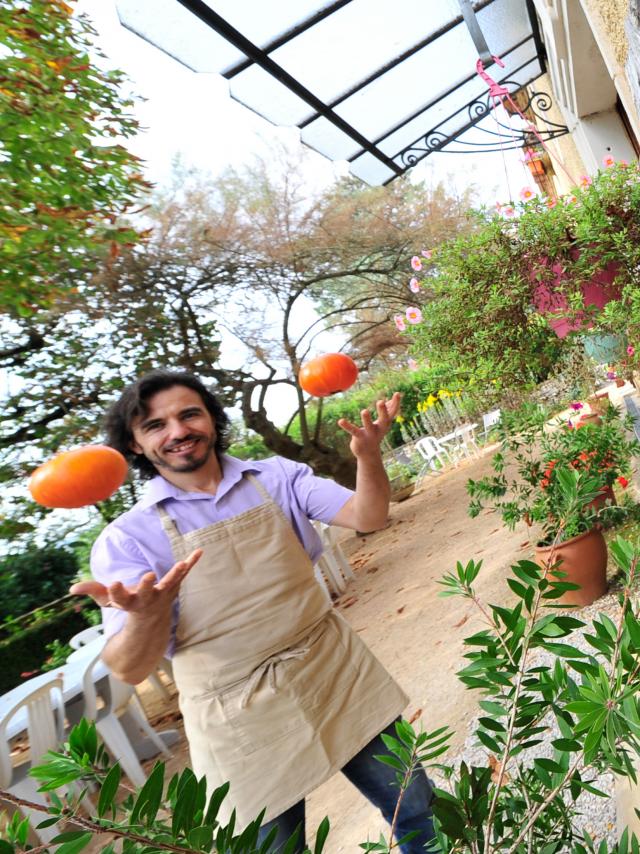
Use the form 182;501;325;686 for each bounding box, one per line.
69;548;203;617
337;392;402;459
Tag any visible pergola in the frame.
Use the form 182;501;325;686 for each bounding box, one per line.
115;0;569;185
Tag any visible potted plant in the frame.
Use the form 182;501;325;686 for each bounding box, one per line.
385;459;417;502
467;402;638;605
403;160;640;391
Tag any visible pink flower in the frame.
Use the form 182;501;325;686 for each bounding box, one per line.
406;306;423;324
606;370;617;380
565;194;578;205
620;159;629;166
407;358;418;371
603;154;616;168
421;249;433;260
411;256;423;271
495;201;503;211
503;205;516;218
546;198;557;209
627;345;635;356
409;277;420;293
579;175;592;187
394;314;406;332
519;186;534;201
570;402;584;411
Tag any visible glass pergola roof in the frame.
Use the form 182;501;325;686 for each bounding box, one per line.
115;0;547;185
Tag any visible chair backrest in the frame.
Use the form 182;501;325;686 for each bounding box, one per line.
415;437;442;460
482;409;501;431
0;677;64;788
69;624;104;650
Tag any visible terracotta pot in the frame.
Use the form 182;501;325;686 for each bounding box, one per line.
587;485;616;512
391;483;415;502
578;413;602;426
535;527;608;606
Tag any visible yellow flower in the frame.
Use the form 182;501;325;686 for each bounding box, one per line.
438;388;451;398
395;415;405;424
427;393;438;407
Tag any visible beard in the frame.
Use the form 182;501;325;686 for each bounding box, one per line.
152;434;217;473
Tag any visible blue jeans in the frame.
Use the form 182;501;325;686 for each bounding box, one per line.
256;719;436;853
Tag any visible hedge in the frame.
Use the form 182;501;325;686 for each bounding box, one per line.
0;602;98;695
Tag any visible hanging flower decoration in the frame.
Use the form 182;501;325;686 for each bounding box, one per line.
503;205;516;218
394;314;406;331
519;187;535;202
409;277;420;293
410;256;423;271
406;306;423;324
603;154;616;168
579;175;593;188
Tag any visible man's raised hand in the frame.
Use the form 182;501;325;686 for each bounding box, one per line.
69;548;203;616
337;392;402;459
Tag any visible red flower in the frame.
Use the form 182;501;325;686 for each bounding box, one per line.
618;476;629;488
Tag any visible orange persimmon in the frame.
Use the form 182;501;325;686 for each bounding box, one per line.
28;445;128;508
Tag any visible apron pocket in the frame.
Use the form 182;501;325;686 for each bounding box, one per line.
220;616;361;756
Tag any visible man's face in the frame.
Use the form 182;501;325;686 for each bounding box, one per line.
130;385;217;474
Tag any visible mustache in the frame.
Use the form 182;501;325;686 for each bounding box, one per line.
164;435;202;451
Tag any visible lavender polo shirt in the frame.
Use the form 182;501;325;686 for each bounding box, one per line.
90;454;353;655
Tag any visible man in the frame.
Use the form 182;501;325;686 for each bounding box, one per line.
71;370;435;853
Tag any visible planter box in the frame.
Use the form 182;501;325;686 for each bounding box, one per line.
531;253;621;338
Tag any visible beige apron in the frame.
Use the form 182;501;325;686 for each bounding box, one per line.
158;473;408;827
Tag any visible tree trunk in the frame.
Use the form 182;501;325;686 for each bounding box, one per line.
242;401;357;488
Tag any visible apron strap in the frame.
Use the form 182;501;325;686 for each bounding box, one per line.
245;472;273;503
156;503;181;537
239;642;311;709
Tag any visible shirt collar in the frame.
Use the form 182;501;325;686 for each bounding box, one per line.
137;454;261;510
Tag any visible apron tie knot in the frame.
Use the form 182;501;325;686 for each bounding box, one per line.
240;645;310;709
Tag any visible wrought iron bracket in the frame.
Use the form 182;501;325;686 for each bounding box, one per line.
391;85;569;176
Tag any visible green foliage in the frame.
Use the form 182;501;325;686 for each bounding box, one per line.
228;428;273;461
8;720;330;854
0;0;149;315
467;402;639;544
0;600;95;693
41;637;73;671
404;161;640;388
0;543;79;621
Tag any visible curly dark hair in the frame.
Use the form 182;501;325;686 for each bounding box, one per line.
104;370;231;479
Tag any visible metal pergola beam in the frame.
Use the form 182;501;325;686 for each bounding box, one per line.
175;0;404;176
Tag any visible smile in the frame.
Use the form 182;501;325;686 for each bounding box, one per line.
166;439;200;454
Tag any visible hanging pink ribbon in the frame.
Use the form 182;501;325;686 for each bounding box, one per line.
476;56;577;187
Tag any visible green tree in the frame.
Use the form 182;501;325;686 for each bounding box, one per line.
0;0;149;315
0;543;78;620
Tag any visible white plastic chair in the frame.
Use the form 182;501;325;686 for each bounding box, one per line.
414;436;450;482
481;409;502;441
453;423;481;459
80;653;171;787
69;624;103;650
314;522;355;581
0;678;65;843
71;624;174;704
